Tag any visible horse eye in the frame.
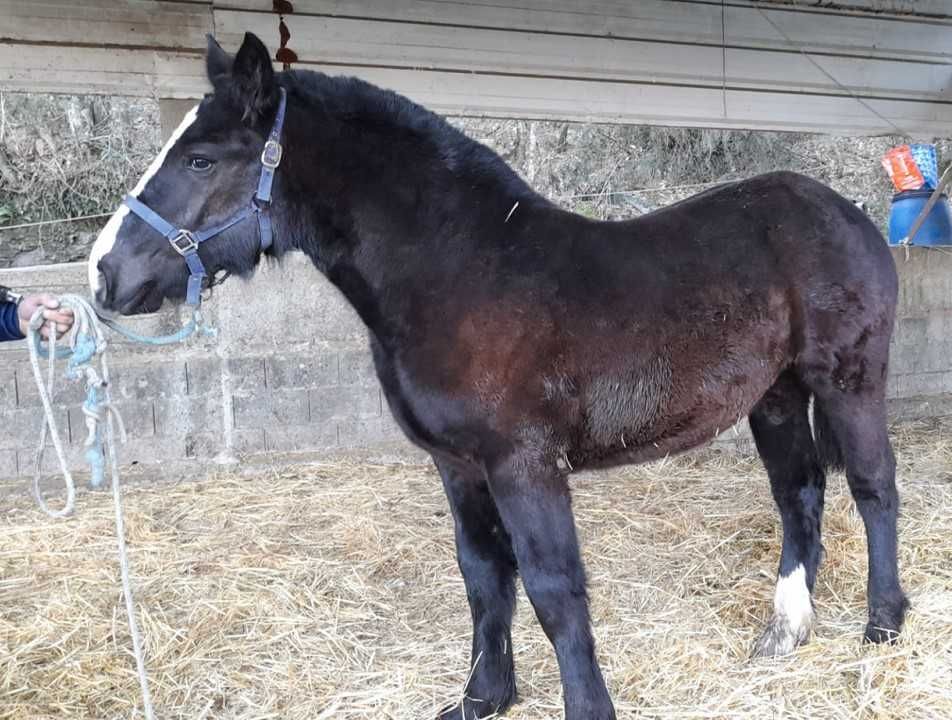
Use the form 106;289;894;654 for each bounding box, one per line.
187;157;214;172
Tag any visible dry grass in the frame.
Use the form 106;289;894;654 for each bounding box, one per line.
1;418;950;719
0;93;159;266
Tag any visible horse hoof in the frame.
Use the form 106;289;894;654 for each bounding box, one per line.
564;700;617;720
438;696;513;720
863;623;901;644
751;612;813;658
863;594;909;645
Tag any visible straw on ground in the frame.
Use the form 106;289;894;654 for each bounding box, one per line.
1;417;950;719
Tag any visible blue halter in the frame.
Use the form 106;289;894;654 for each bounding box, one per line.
122;88;288;307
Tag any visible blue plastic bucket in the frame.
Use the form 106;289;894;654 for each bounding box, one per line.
887;189;952;246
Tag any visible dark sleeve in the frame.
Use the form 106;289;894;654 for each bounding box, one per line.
0;300;24;342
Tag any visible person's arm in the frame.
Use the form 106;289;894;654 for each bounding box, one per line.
0;299;24;342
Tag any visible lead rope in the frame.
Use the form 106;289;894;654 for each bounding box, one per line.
26;294;214;720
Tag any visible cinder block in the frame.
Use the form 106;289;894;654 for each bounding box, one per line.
895;316;928;347
225;356;267;393
917;309;952;347
900;274;952;313
919;276;952;311
0;406;70;450
265;424;338;453
0;450;17;478
234;389;309;428
110;436;186;468
886;373;902;400
185;357;222;394
266;352;338;389
107;362;187;402
68;400;155;446
893;341;952;375
31;434;182;478
309;386;381;422
339;349;377;386
185;432;220;459
214;253;367;344
30;443;88;475
0;368;16;409
888;394;952;422
890;344;916;375
154;393;225;436
898;372;952;398
185;429;265;458
14;361;87;407
380;411;407;439
187;356;265;395
338;414;412;448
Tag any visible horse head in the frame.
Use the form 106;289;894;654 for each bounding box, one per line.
89;32;284;315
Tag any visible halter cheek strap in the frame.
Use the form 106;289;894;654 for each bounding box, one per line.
122;87;288;307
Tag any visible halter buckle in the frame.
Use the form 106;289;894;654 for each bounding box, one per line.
261;140;283;169
170;230;198;256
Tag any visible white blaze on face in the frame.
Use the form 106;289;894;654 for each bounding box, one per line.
774;564;814;637
87;105;200;295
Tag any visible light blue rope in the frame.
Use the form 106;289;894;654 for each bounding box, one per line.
83;384;106;488
101;309;217;345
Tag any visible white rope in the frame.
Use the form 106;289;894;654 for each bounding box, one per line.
26;294;156;720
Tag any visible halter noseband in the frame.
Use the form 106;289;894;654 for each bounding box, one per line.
122;88;288;307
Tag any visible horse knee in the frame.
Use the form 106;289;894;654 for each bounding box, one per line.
847;454;898;514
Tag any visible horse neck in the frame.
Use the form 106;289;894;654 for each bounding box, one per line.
283;116;543;342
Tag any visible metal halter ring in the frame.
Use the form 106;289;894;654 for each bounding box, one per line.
261;140;283;169
170;230;199;256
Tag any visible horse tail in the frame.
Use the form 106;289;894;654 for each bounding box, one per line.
812;398;845;471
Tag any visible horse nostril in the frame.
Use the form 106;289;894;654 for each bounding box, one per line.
96;259;115;307
95;271;108;305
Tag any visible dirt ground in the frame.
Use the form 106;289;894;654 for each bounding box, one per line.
0;417;949;720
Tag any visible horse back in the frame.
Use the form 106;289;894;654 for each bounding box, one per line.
378;171;896;470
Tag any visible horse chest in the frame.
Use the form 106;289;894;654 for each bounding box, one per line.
372;345;488;459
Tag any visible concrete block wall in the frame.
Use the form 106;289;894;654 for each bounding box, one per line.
2;247;951;481
0;254;412;482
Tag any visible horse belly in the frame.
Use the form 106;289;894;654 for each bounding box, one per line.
568;321;789;469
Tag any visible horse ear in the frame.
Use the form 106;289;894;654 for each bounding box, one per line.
205;34;233;88
232;32;277;120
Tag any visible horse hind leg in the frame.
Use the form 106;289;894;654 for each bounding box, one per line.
810;394;908;643
799;325;909;644
749;371;826;657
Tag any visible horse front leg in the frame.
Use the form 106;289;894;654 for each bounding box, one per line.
487;449;616;720
435;456;518;719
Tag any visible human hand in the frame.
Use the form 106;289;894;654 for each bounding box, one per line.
17;294;75;340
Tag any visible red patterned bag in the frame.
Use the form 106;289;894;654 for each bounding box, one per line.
882;145;925;191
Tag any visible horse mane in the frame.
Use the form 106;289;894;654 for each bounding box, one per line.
280;69;538;200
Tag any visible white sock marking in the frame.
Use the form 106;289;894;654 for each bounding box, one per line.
774;563;814;635
88;105;200;295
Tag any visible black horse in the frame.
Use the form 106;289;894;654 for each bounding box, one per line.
89;33;908;720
